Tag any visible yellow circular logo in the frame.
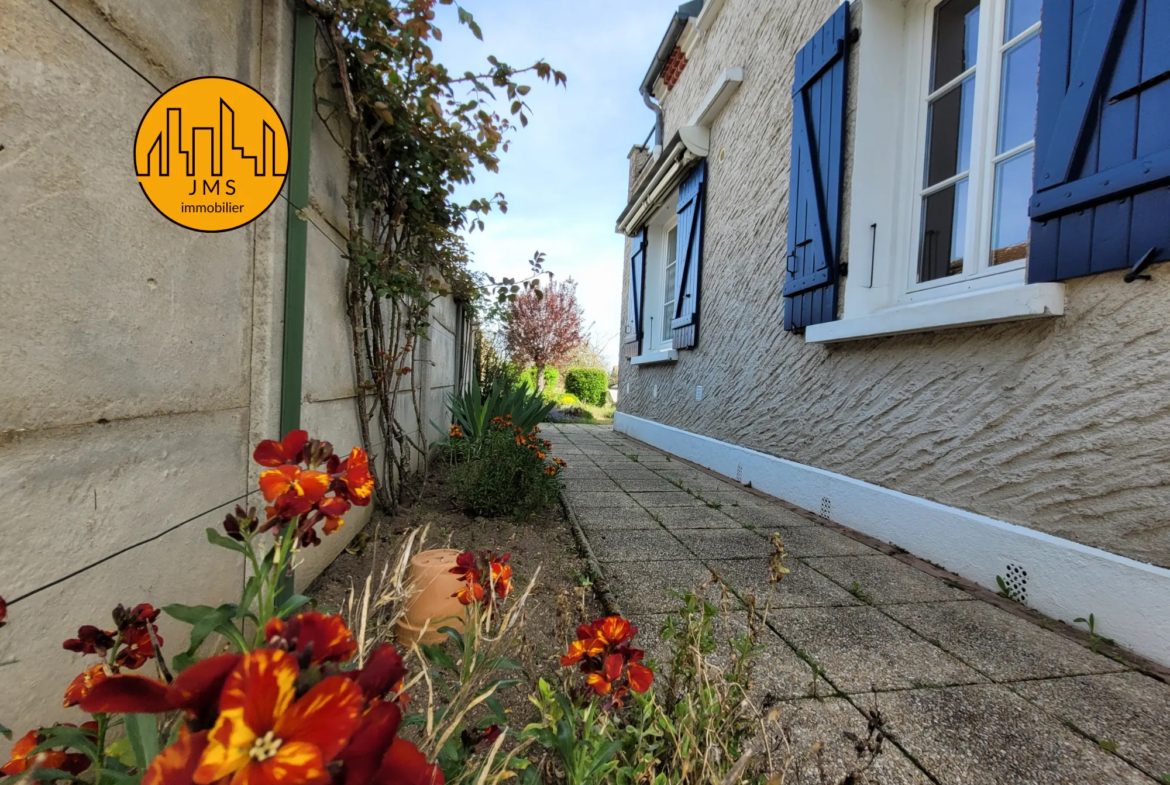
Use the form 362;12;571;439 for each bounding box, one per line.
134;77;289;232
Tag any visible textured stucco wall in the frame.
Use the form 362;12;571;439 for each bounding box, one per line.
618;0;1170;570
0;0;465;743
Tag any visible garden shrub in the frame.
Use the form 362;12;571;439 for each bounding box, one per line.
556;392;580;406
447;417;564;517
517;365;558;393
564;367;609;406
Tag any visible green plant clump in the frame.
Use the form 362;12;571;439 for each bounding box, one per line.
448;421;562;517
445;375;555;451
564;367;609;406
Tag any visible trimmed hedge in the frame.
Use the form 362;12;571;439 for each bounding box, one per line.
564;367;609;406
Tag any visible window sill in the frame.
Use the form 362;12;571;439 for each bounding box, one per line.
804;283;1065;344
630;348;679;365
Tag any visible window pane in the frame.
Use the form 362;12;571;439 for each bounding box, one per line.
662;226;677;340
932;0;980;90
925;75;975;186
1005;0;1042;41
919;178;968;281
991;149;1033;265
662;299;673;340
997;32;1039;154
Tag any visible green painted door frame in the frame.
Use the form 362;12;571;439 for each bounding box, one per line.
277;3;316;600
281;4;315;438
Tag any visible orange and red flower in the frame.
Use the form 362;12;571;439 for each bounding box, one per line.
264;612;357;666
560;616;654;707
250;432;375;547
63;663;110;708
253;430;310;468
1;726;95;777
336;447;375;507
193;649;363;785
449;552;513;607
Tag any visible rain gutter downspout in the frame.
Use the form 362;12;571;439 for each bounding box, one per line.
639;0;703;148
277;3;315;601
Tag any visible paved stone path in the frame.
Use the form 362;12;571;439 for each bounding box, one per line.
547;424;1170;785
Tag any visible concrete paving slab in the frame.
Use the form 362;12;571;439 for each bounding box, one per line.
770;606;986;693
611;477;685;493
721;504;821;528
589;529;694;562
565;491;641;509
879;684;1152;784
606;560;723;614
885;601;1127;682
804;555;971;605
622;611;816;703
601;464;663;479
775;526;878;557
627;490;707;507
674;528;773;559
574;507;661;531
766;697;933;785
561;475;621;492
707;559;863;609
651;507;744;529
692;490;767;507
1009;672;1170;779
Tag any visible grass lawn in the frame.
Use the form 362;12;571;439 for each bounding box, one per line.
547;400;615;425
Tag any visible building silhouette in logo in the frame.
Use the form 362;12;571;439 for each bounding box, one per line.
136;98;287;178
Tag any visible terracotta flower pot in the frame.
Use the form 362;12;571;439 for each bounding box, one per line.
396;548;467;646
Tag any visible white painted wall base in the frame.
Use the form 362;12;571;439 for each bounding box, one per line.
615;412;1170;666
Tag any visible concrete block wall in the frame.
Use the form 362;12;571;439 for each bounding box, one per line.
0;0;468;743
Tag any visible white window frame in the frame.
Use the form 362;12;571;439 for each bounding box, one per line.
631;196;681;363
808;0;1062;344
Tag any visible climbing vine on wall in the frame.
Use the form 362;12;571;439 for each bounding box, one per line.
305;0;565;510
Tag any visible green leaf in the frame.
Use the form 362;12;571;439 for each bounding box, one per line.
438;626;465;649
30;726;98;760
205;527;246;554
104;737;137;768
125;714;160;771
26;769;79;782
420;643;458;673
275;594;312;620
482;656;523;671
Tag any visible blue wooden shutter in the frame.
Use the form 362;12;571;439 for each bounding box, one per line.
672;161;706;349
1029;0;1170;282
623;229;647;357
784;4;848;332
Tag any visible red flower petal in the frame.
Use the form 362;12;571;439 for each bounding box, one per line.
627;663;654;694
275;676;363;762
356;644;406;701
338;701;403;785
259;466;299;502
80;674;171;714
604;653;623;682
143;731;209;785
0;595;7;628
282;430;309;463
63;664;109;708
378;738;444;785
169;653;242;718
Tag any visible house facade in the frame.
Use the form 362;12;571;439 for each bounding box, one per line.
615;0;1170;665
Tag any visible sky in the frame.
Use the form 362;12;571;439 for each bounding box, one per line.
431;0;683;369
